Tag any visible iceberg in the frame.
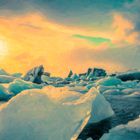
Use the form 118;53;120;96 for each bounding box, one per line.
91;68;107;77
72;68;107;81
100;117;140;140
0;86;114;140
23;65;45;84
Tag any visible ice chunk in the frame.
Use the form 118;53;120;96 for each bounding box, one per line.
124;91;140;98
41;75;63;84
68;86;88;94
103;89;123;95
136;82;140;88
100;117;140;140
96;77;122;87
121;81;138;88
67;70;73;78
86;83;96;90
8;79;43;95
0;84;13;101
12;73;22;78
0;87;90;140
80;75;87;80
0;69;22;78
76;81;88;86
116;70;140;81
79;68;106;79
53;80;70;87
122;88;140;95
88;88;114;123
41;75;53;84
0;86;114;140
71;74;79;81
0;75;15;83
97;85;117;93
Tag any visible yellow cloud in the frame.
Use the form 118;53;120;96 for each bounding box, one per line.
0;12;138;76
0;13;99;76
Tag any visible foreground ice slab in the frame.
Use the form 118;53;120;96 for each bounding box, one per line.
0;86;113;140
100;117;140;140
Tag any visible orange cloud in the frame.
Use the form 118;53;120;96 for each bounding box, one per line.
112;14;139;45
0;13;138;76
0;13;99;76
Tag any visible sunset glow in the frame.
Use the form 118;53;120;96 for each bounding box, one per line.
0;0;139;76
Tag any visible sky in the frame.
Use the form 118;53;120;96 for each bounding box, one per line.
0;0;140;77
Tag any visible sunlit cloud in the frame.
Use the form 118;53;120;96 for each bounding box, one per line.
0;12;139;76
0;13;98;76
112;13;139;45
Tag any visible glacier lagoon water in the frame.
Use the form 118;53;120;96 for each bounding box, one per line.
79;94;140;140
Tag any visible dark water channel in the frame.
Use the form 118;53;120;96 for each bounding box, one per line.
79;95;140;140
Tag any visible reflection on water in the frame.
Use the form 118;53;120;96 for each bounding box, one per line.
79;95;140;140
